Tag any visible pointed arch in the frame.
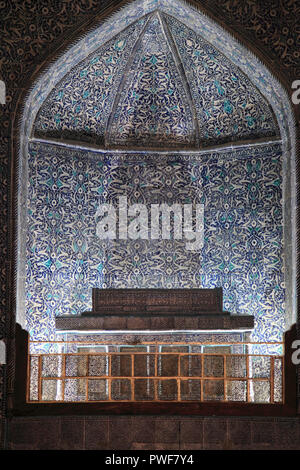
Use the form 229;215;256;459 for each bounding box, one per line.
16;0;296;342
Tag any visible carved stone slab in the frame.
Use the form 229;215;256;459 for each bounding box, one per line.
55;288;254;331
91;288;224;315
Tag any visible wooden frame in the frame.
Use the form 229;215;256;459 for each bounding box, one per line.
11;323;297;417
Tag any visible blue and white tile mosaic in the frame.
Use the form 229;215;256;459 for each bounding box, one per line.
106;13;196;148
26;141;284;345
33;10;278;148
34;16;149;144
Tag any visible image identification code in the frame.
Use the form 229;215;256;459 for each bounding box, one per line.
105;454;195;466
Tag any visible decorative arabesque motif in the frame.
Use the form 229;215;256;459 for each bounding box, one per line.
164;14;278;145
23;2;286;356
34;16;149;144
33;11;279;149
26;141;284;345
106;14;196;148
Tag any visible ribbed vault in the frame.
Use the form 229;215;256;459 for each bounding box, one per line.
17;0;296;343
33;10;279;150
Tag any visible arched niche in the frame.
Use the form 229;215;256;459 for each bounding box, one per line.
16;0;296;343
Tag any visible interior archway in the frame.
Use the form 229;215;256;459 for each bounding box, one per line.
17;0;296;351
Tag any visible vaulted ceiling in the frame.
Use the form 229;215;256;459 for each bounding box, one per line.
33;10;279;150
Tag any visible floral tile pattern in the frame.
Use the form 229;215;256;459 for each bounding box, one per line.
106;13;196;148
26;141;284;344
33;9;279;149
34;16;149;144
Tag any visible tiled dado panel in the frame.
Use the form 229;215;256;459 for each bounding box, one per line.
6;416;300;450
25;141;284;343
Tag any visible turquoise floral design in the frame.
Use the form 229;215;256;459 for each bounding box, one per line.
26;141;284;344
33;11;278;149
